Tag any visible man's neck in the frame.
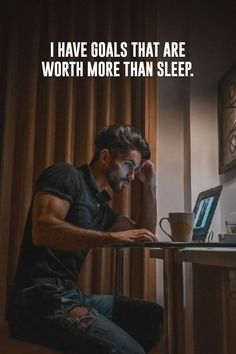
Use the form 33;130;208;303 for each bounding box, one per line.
89;163;108;192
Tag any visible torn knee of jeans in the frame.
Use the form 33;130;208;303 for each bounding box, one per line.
68;305;90;318
65;307;97;332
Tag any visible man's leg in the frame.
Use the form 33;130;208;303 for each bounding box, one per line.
112;296;164;352
74;292;164;353
8;286;146;354
52;305;146;354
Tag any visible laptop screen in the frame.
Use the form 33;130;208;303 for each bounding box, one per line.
192;185;223;241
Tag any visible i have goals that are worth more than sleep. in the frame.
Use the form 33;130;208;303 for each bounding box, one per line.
41;41;194;78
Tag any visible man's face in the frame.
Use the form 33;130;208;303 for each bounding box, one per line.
105;149;142;192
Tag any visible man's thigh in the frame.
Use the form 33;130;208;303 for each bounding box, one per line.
47;306;146;354
79;293;114;319
51;287;114;319
9;286;145;354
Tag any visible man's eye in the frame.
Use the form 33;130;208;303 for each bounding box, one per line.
124;162;133;170
125;162;132;167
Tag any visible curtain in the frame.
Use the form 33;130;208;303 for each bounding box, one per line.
0;0;158;324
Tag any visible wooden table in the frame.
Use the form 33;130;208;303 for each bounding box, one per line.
112;242;236;354
150;243;236;354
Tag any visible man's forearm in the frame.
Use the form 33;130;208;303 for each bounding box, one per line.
135;182;157;235
31;189;156;251
33;215;112;250
33;215;155;250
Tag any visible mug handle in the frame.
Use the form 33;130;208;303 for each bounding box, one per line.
159;217;173;240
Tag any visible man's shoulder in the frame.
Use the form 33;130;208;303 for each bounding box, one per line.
36;163;85;191
42;162;77;173
38;162;84;180
34;163;89;203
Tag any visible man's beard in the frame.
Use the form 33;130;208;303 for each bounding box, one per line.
106;168;127;193
108;176;125;192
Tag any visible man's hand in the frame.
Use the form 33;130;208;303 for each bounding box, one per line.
110;228;156;243
135;160;156;186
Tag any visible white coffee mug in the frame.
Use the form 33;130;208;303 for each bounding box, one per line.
159;212;194;242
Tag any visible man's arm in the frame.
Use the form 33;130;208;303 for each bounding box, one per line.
135;160;157;235
32;192;155;251
110;160;157;237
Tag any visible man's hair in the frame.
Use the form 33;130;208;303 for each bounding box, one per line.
91;124;151;163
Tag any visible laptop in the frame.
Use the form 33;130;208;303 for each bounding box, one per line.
111;185;223;247
192;185;223;242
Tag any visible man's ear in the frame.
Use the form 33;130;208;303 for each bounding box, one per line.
99;149;111;165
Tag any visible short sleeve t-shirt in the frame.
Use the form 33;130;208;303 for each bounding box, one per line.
14;163;118;290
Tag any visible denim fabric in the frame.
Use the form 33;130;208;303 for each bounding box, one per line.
8;284;163;354
53;287;115;318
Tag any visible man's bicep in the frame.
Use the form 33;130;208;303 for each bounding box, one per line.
32;192;70;245
33;192;70;220
109;214;136;231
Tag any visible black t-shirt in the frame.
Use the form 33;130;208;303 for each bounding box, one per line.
14;163;117;290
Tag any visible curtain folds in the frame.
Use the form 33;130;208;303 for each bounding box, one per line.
0;0;158;324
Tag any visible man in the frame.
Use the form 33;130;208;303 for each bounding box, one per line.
8;124;163;354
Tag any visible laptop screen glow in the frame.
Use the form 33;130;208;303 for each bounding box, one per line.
192;185;222;241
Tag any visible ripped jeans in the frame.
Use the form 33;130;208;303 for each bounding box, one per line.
8;282;164;354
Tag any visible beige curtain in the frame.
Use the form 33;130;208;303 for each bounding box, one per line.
0;0;158;324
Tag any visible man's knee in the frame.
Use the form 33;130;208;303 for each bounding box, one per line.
67;305;145;354
68;305;90;318
66;306;98;332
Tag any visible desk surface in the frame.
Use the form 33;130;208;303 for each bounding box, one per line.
110;241;236;267
109;241;236;249
149;246;236;267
